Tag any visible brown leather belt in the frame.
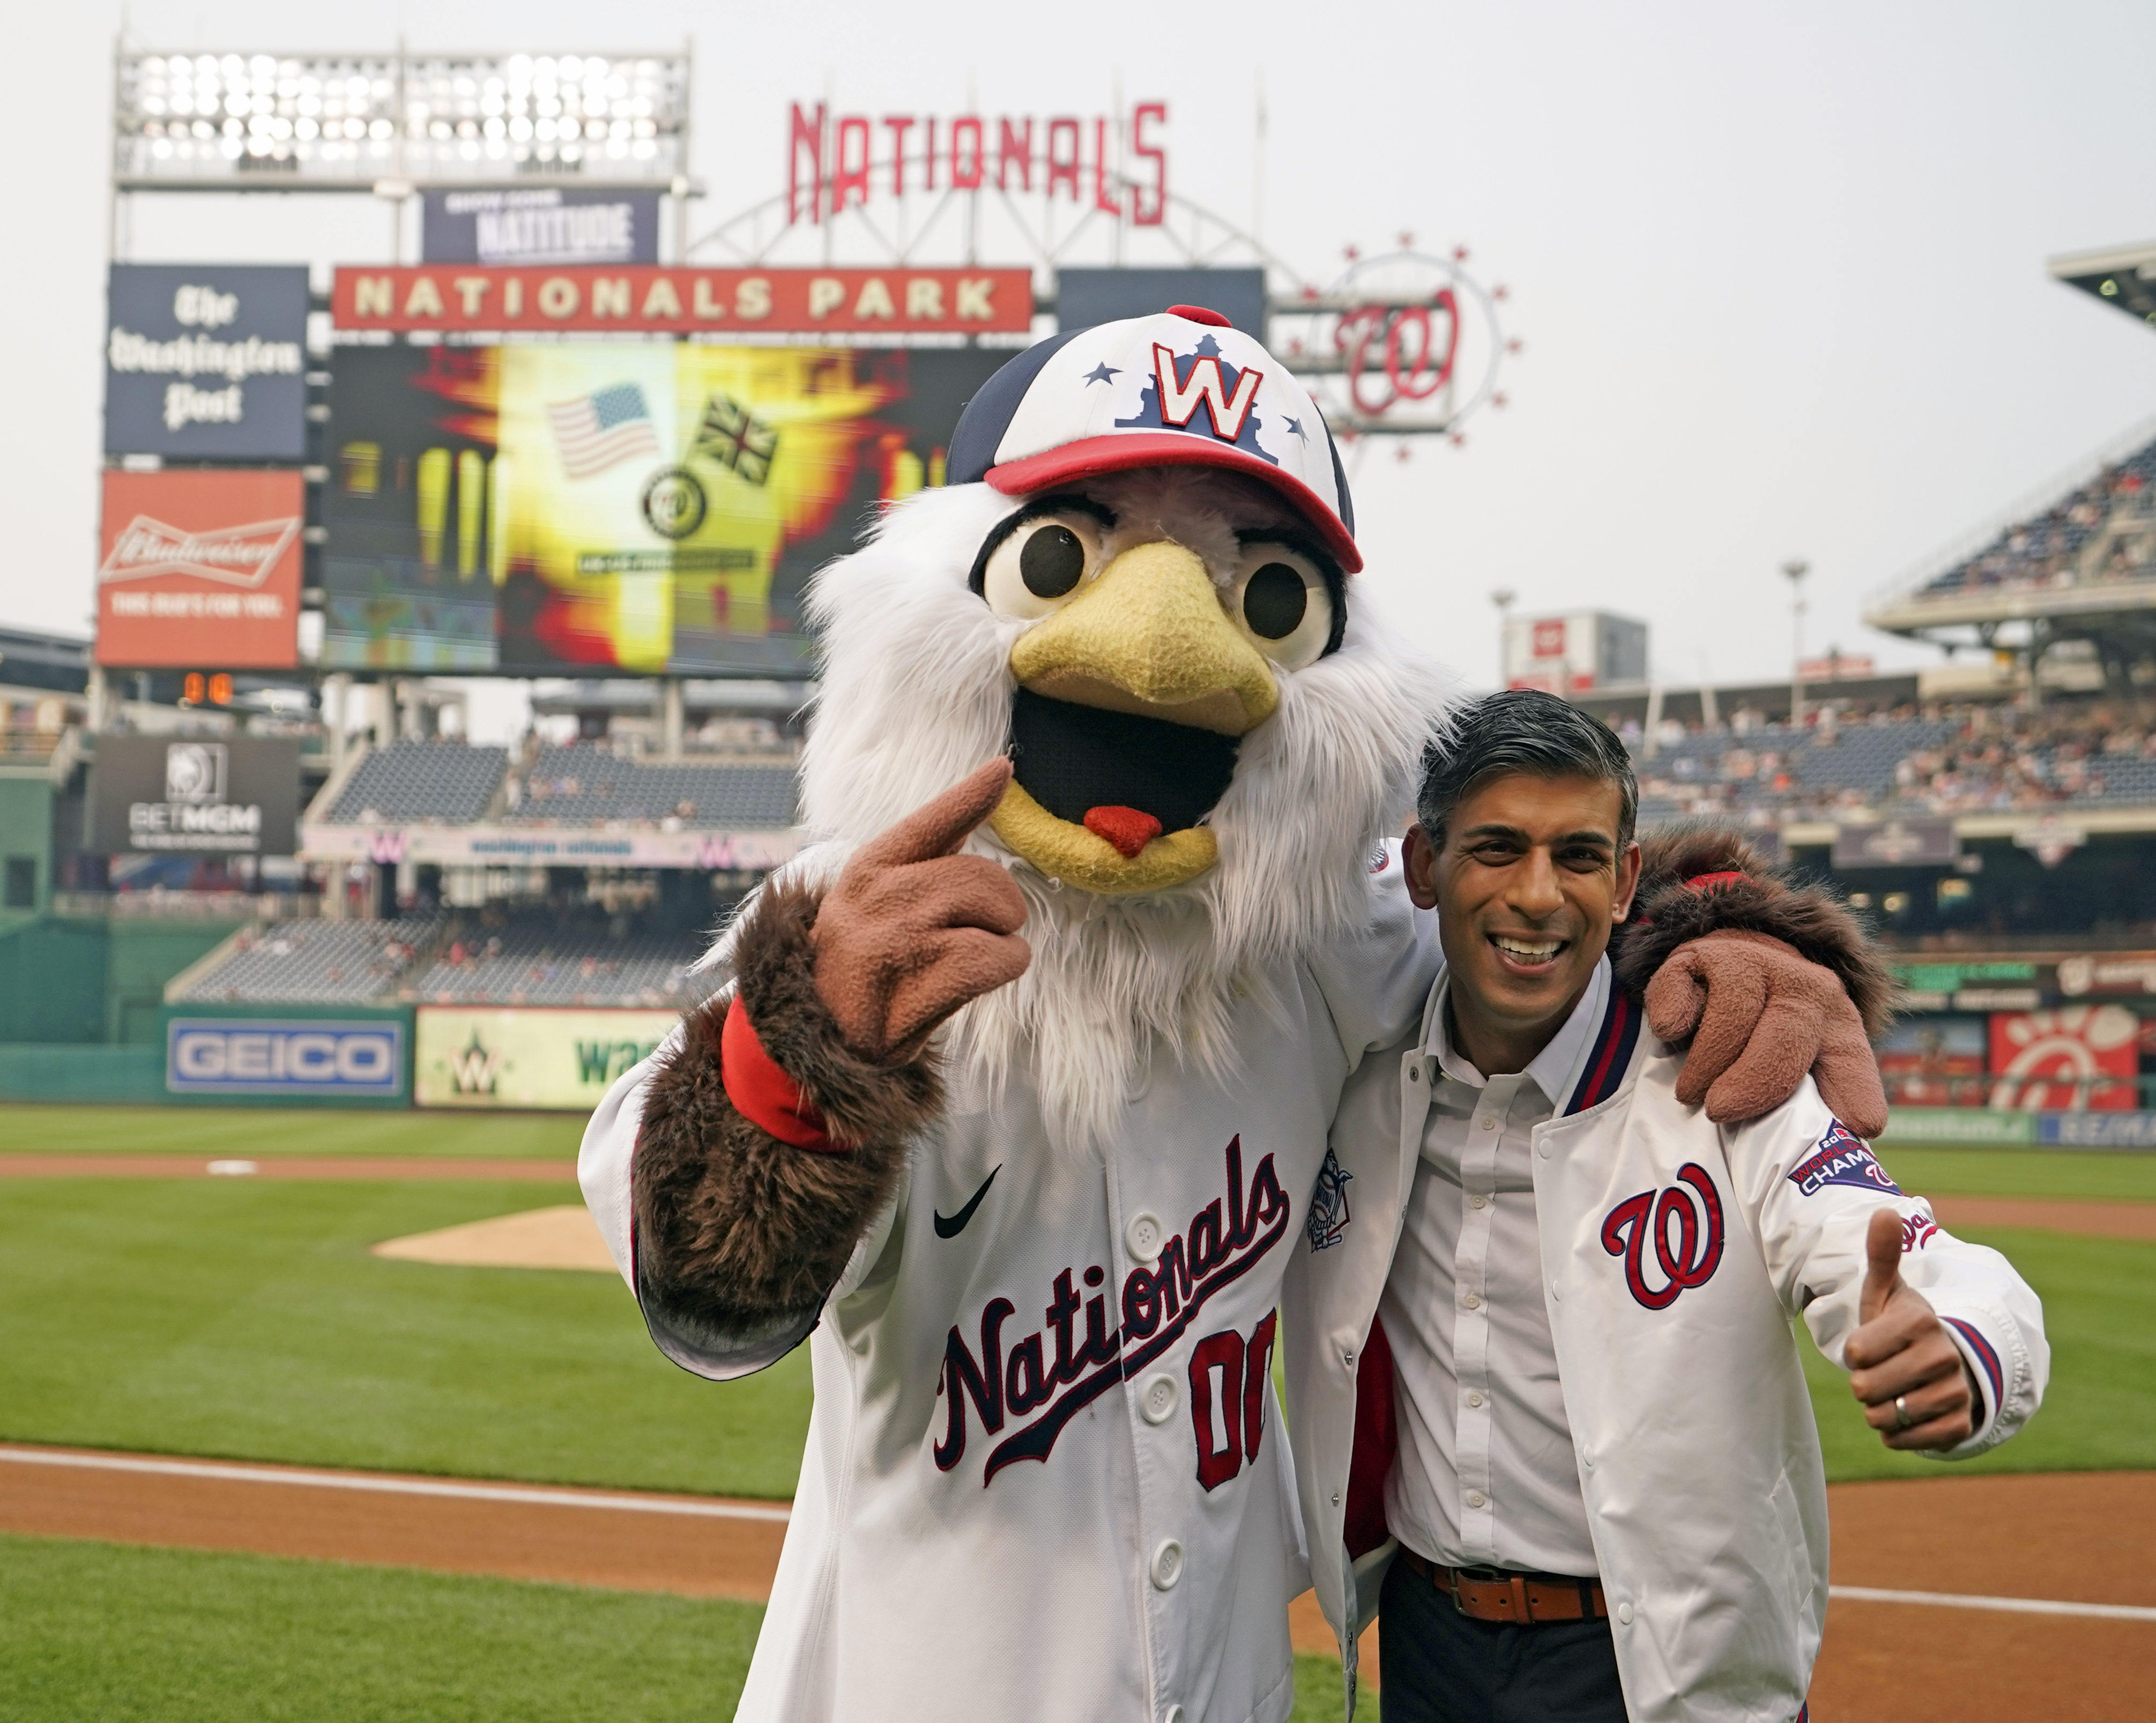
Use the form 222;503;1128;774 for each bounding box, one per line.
1398;1546;1608;1624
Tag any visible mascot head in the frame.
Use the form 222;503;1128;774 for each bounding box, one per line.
793;307;1448;1138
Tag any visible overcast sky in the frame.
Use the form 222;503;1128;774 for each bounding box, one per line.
9;0;2155;707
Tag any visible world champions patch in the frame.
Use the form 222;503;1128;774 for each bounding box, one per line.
1787;1120;1903;1198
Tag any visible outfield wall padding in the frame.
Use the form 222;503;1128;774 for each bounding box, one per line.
0;1045;167;1104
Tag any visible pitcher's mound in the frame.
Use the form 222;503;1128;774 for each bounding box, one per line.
372;1205;616;1273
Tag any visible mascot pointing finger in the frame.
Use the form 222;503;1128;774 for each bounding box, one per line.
578;307;1888;1722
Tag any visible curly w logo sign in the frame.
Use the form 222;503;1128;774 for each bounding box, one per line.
1601;1164;1725;1310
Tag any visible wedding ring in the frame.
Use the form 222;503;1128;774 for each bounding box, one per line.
1893;1394;1914;1429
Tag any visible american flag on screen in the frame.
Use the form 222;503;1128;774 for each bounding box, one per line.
547;383;660;479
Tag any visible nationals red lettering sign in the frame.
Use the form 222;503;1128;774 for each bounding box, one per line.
331;266;1034;335
97;469;303;669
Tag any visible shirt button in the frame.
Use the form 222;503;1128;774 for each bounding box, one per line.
1150;1540;1185;1590
1482;1117;1497;1131
1332;1491;1342;1506
1617;1602;1634;1626
1125;1212;1164;1263
1163;1709;1186;1723
1467;1491;1486;1510
1409;1066;1422;1084
1140;1375;1178;1426
1469;1195;1487;1210
1464;1293;1482;1310
1466;1391;1484;1408
1537;1140;1552;1158
1550;1284;1562;1301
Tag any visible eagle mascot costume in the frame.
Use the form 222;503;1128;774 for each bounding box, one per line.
579;307;1887;1723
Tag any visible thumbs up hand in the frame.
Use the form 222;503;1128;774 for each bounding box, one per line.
1842;1207;1980;1451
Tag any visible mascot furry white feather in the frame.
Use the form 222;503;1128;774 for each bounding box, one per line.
577;308;1883;1723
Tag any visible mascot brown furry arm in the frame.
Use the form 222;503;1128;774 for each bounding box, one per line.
1618;825;1892;1137
634;762;1027;1351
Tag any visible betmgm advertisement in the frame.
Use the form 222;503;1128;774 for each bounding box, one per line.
415;1007;679;1110
91;735;301;855
322;343;1003;674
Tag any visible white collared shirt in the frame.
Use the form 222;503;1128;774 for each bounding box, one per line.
1378;957;1609;1577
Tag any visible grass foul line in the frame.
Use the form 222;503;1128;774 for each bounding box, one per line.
0;1445;791;1524
1831;1584;2156;1622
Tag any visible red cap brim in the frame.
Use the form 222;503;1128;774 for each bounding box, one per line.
986;432;1362;574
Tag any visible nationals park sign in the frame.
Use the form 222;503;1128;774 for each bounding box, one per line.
331;265;1032;335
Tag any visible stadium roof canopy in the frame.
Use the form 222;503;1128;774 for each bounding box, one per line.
2048;238;2156;332
1863;417;2156;675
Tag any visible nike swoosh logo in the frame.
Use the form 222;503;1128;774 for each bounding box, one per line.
934;1165;1002;1239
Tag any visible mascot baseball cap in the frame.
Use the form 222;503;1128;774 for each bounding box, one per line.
948;305;1360;572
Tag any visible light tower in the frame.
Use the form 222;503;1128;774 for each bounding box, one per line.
1782;559;1810;726
1490;586;1517;691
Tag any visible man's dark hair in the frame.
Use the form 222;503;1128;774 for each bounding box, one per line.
1417;690;1639;848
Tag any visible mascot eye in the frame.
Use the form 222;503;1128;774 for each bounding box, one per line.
1022;526;1086;597
980;514;1102;621
1232;542;1335;669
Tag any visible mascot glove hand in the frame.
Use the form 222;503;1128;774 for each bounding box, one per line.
811;759;1031;1066
1646;927;1888;1138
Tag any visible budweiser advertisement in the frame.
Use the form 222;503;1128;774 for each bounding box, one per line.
331;265;1034;336
322;342;1003;674
97;469;304;669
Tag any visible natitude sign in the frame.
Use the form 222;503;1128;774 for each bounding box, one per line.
96;468;304;669
330;265;1033;335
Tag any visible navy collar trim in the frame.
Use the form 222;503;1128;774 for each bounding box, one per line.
1563;984;1642;1117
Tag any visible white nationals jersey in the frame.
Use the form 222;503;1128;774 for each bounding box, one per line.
579;854;1436;1723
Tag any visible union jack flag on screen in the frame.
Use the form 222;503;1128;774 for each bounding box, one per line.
547;383;660;479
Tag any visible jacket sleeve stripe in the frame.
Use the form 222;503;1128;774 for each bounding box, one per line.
1942;1315;2004;1417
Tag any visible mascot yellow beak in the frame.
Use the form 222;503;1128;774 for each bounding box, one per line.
991;541;1277;894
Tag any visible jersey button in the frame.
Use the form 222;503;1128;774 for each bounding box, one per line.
1466;1490;1486;1510
1466;1391;1483;1408
1463;1293;1482;1310
1162;1708;1186;1723
1140;1375;1179;1425
1150;1539;1185;1590
1469;1194;1487;1210
1126;1212;1165;1264
1617;1602;1634;1625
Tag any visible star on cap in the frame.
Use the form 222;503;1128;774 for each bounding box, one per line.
1082;362;1120;386
1283;416;1309;441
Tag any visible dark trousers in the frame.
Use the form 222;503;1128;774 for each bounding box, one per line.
1378;1552;1627;1723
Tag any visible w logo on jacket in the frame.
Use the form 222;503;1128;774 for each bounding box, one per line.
1600;1162;1725;1310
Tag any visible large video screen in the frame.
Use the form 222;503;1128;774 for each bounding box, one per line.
322;342;1004;674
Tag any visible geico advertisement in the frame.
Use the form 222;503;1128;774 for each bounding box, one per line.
414;1007;678;1109
167;1018;406;1095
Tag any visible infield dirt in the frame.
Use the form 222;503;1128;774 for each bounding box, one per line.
4;1447;2150;1716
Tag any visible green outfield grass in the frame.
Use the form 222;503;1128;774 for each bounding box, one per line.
0;1103;584;1159
0;1534;1352;1723
0;1534;761;1723
2;1145;2148;1503
0;1178;808;1497
1877;1143;2156;1202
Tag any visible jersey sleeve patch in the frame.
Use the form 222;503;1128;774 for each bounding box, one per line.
1787;1119;1904;1198
1306;1146;1353;1251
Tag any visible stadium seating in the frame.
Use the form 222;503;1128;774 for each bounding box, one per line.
509;743;797;827
325;741;509;825
401;921;719;1009
1919;432;2156;597
172;917;442;1004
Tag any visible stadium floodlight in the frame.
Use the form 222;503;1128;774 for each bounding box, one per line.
114;48;691;190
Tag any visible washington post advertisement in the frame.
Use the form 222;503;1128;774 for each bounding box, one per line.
321;342;1005;674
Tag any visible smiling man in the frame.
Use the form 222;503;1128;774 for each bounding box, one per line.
1283;690;2049;1722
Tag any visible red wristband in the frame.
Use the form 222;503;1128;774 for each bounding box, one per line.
720;997;841;1152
